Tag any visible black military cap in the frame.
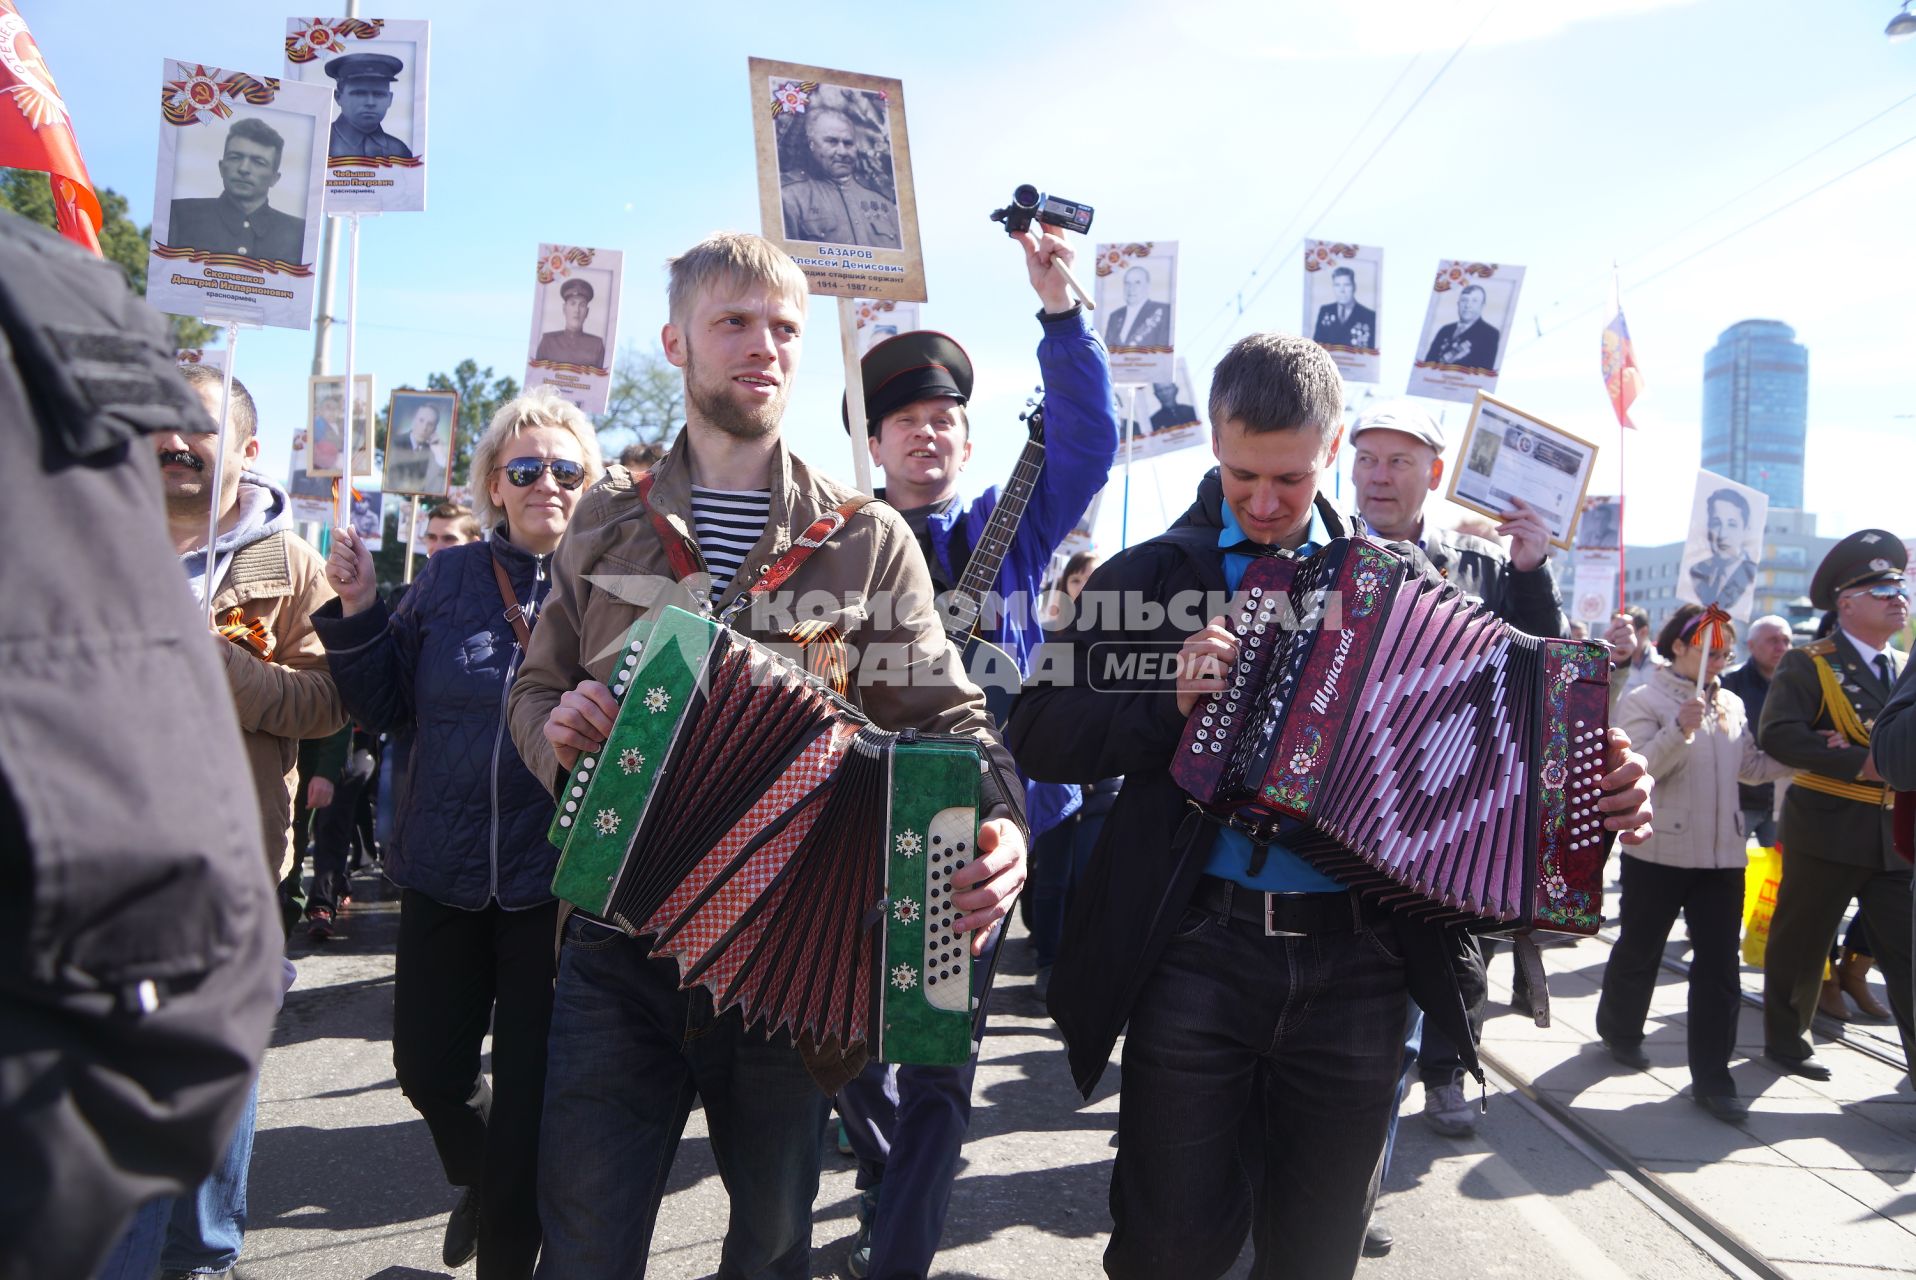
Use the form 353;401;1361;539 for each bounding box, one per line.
325;53;403;86
1810;528;1907;609
559;278;593;303
842;330;972;437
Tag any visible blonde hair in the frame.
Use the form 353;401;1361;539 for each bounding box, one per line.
469;388;605;530
667;232;809;332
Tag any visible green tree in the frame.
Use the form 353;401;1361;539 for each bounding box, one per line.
0;168;216;347
428;359;521;486
596;343;683;457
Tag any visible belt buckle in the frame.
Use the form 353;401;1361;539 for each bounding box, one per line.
1262;893;1307;938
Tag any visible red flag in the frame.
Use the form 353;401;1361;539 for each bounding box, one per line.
1601;309;1642;430
0;3;101;255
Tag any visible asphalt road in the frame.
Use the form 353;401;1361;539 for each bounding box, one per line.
239;874;1743;1279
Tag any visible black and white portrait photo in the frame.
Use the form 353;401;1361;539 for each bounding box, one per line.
525;245;624;415
165;115;308;263
1676;470;1768;621
148;62;331;330
383;389;458;496
774;84;901;250
284;19;432;213
1095;241;1178;383
1406;260;1525;404
1302;240;1382;383
751;58;926;303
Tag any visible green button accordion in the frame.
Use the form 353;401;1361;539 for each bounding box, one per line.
548;606;980;1066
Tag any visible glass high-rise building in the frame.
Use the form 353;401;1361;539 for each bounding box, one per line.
1701;319;1807;509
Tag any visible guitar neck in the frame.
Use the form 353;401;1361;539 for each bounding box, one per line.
946;435;1046;641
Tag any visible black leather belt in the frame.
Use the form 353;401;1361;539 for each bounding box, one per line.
1190;874;1383;937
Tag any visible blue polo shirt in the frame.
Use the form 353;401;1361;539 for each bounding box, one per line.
1200;501;1344;893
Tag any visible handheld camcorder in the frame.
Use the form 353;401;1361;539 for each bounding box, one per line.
989;184;1094;237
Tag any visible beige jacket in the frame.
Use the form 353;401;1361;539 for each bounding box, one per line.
1615;665;1792;870
211;529;346;880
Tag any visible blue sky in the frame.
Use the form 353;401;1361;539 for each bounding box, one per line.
31;0;1915;550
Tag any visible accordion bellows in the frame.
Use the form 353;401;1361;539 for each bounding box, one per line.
548;607;979;1065
1171;538;1615;934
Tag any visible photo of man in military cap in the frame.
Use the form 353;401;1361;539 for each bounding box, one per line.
1757;528;1913;1086
534;277;607;369
324;52;412;160
166;115;308;263
777;93;901;249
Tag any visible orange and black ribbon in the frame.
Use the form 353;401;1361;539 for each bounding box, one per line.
216;607;273;660
1683;603;1735;654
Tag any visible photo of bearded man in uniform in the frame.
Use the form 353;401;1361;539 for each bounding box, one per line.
775;86;901;249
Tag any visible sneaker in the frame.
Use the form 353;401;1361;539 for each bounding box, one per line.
847;1187;878;1278
1422;1079;1477;1138
305;907;335;941
443;1186;480;1268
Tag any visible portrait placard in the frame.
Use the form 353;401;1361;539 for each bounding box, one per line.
147;60;330;330
1407;261;1524;403
287;430;334;524
1445;392;1597;549
750;57;926;302
383;388;458;496
1302;240;1381;383
1574;494;1622;551
524;244;623;416
1114;357;1206;463
283;18;430;213
1569;549;1621;627
1674;469;1768;622
176;347;225;373
351;490;383;550
1095;241;1176;384
852;298;921;356
305;372;376;478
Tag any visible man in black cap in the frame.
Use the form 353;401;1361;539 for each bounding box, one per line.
1758;529;1913;1083
324;52;412;160
166;116;307;263
534;277;607;368
834;220;1117;1280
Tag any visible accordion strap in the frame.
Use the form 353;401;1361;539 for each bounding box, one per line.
639;470;872;618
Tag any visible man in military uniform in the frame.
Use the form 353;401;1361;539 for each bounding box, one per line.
1422;283;1501;371
325;52;412;160
1312;265;1377;349
1758;529;1913;1082
1102;265;1171;350
166;116;307;263
779;107;901;248
534;277;607;368
1147;379;1197;432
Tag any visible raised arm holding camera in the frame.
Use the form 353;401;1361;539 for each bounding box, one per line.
833;206;1118;1280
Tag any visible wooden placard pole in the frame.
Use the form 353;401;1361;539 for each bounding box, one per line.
839;297;872;494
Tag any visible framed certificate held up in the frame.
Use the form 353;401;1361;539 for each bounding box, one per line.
1445;392;1599;550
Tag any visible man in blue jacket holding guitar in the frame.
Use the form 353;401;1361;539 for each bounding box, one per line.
835;222;1118;1278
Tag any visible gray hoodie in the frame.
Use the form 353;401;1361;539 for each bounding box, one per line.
181;469;292;604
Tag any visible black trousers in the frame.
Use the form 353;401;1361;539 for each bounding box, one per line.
306;746;376;914
393;890;558;1280
1596;856;1744;1098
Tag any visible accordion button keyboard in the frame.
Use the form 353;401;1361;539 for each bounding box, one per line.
922;807;974;1013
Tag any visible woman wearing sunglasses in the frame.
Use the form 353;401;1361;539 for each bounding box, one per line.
312;389;603;1278
1596;603;1794;1123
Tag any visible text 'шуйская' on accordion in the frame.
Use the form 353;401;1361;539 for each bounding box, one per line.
1170;536;1616;935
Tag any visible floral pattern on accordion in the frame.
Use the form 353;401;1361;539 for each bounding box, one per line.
894;829;922;859
594;809;621;838
619;747;645;775
1533;647;1605;933
893;897;921;925
643;686;671;714
890;963;919;991
1266;725;1325;812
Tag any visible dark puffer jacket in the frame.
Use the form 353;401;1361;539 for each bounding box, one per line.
311;529;557;909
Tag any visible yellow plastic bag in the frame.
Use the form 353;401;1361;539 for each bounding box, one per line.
1742;845;1782;968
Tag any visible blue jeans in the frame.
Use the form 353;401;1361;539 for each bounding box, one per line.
1742;808;1777;848
1105;899;1408;1280
533;916;830;1280
97;1079;258;1277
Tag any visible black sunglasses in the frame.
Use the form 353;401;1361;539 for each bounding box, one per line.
496;457;587;490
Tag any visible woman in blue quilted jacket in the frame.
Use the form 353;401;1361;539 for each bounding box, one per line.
313;389;603;1279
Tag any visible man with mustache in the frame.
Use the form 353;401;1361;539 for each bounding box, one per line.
166;115;307;264
108;365;345;1279
507;232;1026;1279
779;106;901;249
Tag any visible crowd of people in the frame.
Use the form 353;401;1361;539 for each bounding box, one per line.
3;205;1909;1280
